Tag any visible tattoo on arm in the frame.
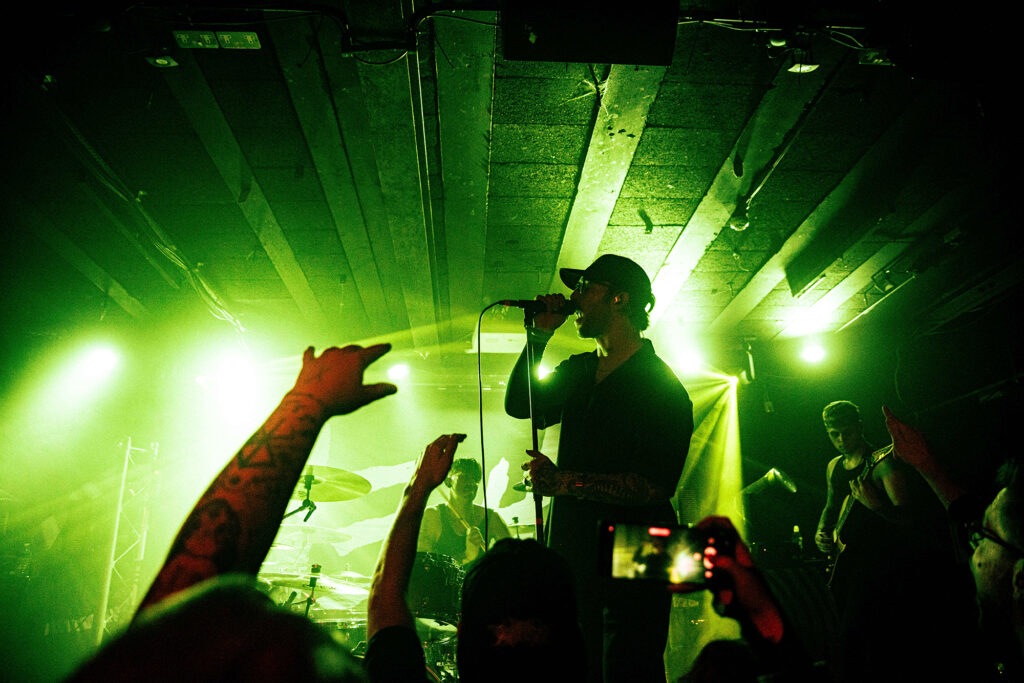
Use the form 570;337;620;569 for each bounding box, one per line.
139;392;328;611
565;471;668;505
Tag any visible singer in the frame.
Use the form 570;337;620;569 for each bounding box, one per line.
503;253;694;683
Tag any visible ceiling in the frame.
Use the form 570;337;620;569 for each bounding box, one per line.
2;1;1019;382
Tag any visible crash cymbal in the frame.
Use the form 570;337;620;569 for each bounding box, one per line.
292;466;372;502
269;541;295;551
276;522;352;544
336;569;371;584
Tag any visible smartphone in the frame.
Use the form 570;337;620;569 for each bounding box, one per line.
598;521;732;588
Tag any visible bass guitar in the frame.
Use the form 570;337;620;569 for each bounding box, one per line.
826;443;893;587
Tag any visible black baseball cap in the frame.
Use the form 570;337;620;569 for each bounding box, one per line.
559;254;655;311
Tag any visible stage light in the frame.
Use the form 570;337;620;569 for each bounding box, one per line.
386;363;410;381
800;341;826;363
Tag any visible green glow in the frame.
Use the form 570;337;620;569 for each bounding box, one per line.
799;342;826;363
669;371;747;661
386;363;410;381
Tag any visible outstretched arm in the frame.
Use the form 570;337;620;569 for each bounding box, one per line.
682;516;816;679
884;404;969;509
136;344;397;616
367;433;467;639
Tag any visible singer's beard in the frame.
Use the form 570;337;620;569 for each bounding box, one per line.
574;307;610;339
575;315;598;339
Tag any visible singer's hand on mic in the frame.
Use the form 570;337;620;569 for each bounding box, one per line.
522;450;559;495
531;293;574;333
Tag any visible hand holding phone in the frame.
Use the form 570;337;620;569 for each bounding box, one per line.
598;520;738;592
688;516;785;643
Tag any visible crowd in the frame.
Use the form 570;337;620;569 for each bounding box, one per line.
60;255;1022;683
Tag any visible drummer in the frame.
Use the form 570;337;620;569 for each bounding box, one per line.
417;458;510;566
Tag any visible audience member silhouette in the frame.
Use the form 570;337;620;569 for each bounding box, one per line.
885;405;1022;681
676;515;826;683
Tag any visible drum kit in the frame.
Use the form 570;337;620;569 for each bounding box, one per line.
257;465;462;681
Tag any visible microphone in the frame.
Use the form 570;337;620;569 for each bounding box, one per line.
499;299;577;315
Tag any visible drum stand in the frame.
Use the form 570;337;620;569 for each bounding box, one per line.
284;473;318;521
275;563;322;617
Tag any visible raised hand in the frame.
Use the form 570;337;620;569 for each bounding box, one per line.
685;515;785;644
290;344;398;416
883;405;934;470
412;433;468;493
138;343;399;613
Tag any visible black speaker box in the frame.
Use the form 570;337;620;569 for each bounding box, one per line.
500;0;678;66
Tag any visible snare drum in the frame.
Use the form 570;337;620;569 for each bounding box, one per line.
408;552;465;626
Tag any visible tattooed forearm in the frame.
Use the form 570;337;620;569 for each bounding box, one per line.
557;470;668;505
137;392;330;613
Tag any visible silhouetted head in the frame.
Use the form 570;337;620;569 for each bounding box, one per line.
457;538;586;682
66;574;367;683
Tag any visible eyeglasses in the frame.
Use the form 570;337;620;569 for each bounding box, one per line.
573;279;611;294
968;522;1024;557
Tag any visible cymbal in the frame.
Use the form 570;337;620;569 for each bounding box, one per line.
336;569;371;584
269;541;295;551
276;523;352;544
416;618;457;637
292;466;371;502
258;572;370;597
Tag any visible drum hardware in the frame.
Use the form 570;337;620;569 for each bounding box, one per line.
258;564;371;621
284;466;372;521
259;571;370;598
506;515;536;539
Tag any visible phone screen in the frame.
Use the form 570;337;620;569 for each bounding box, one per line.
600;522;707;586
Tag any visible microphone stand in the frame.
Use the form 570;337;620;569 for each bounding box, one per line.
521;308;546;545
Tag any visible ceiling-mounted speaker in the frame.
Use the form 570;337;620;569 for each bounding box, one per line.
500;0;678;66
